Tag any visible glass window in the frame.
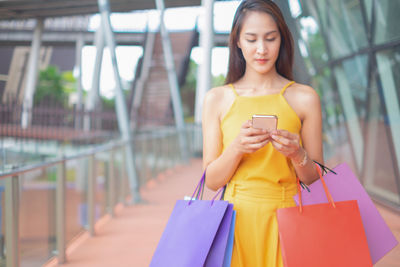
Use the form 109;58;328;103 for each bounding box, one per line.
323;0;368;58
296;1;330;69
341;55;369;127
333;56;369;171
334;66;364;170
374;0;400;44
311;68;349;162
363;0;373;26
19;167;57;266
297;16;329;68
363;55;400;204
373;47;400;204
296;0;400;208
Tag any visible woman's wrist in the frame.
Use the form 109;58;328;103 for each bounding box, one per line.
229;139;246;159
290;148;308;167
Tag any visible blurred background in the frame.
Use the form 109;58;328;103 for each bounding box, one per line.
0;0;399;266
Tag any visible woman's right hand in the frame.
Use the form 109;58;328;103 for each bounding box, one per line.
232;120;271;155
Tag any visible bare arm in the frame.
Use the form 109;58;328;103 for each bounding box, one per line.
270;87;323;185
202;88;270;191
293;88;323;184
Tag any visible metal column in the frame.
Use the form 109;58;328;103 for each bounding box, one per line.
56;160;66;263
74;34;84;130
84;25;104;131
5;176;19;267
88;155;96;235
21;18;44;129
98;0;141;203
131;31;156;129
155;0;189;159
194;0;214;124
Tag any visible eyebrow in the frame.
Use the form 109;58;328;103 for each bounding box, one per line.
244;30;278;36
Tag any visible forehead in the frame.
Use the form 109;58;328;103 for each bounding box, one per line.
240;11;278;33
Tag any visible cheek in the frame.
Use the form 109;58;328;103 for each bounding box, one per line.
240;43;256;57
269;42;281;59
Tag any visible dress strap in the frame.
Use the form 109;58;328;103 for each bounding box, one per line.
229;83;239;97
279;81;295;95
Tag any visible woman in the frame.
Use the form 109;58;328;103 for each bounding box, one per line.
202;0;323;266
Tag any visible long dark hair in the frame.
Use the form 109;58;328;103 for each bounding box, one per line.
225;0;294;84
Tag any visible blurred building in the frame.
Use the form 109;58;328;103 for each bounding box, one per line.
290;0;400;209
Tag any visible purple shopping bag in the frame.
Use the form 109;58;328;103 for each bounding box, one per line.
150;172;235;267
293;162;398;264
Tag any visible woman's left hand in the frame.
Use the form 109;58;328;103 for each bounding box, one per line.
270;129;302;160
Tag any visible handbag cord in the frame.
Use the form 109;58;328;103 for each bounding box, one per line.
297;162;336;213
188;170;225;205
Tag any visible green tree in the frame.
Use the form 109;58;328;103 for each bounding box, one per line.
34;65;76;108
181;60;198;120
212;74;226;87
181;59;227;122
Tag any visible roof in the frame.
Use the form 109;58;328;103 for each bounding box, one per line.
0;0;212;20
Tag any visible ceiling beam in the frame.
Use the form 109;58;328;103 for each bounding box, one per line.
0;0;204;20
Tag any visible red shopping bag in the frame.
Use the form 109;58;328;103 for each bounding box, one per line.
276;164;372;267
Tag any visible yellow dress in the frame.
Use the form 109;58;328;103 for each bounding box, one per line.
221;81;301;267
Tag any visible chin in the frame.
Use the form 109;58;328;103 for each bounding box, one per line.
254;66;274;75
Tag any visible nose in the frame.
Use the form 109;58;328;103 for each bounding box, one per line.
256;41;267;54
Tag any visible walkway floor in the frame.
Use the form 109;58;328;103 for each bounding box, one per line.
47;159;400;267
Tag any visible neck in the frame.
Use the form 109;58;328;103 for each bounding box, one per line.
240;67;283;89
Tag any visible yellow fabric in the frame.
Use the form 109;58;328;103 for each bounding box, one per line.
221;81;301;267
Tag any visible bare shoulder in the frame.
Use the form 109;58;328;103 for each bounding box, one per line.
203;85;233;119
287;82;320;107
204;85;229;103
204;84;233;107
284;82;321;120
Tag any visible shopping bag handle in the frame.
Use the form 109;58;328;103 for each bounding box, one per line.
190;171;206;203
313;160;337;175
297;162;336;212
188;170;225;205
298;161;336;193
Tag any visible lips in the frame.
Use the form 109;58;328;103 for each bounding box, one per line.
255;59;268;64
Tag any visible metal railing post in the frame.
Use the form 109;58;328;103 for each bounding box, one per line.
142;138;149;182
121;149;128;205
88;155;96;236
153;135;161;176
5;175;19;267
108;149;116;217
118;150;125;204
56;160;66;263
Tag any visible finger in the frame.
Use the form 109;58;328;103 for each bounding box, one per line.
271;140;284;151
243;134;269;145
249;128;268;136
275;129;298;140
242;120;252;128
271;141;296;156
270;134;291;146
259;139;271;147
243;126;267;136
247;140;270;151
243;127;263;137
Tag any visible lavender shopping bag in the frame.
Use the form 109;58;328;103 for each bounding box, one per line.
150;172;235;267
293;163;398;264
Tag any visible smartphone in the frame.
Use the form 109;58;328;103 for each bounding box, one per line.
252;115;278;132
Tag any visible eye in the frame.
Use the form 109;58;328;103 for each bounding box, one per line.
246;39;256;43
266;38;276;42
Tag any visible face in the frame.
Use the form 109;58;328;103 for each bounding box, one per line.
237;11;281;75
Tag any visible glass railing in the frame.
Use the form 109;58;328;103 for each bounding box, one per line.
0;124;202;267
